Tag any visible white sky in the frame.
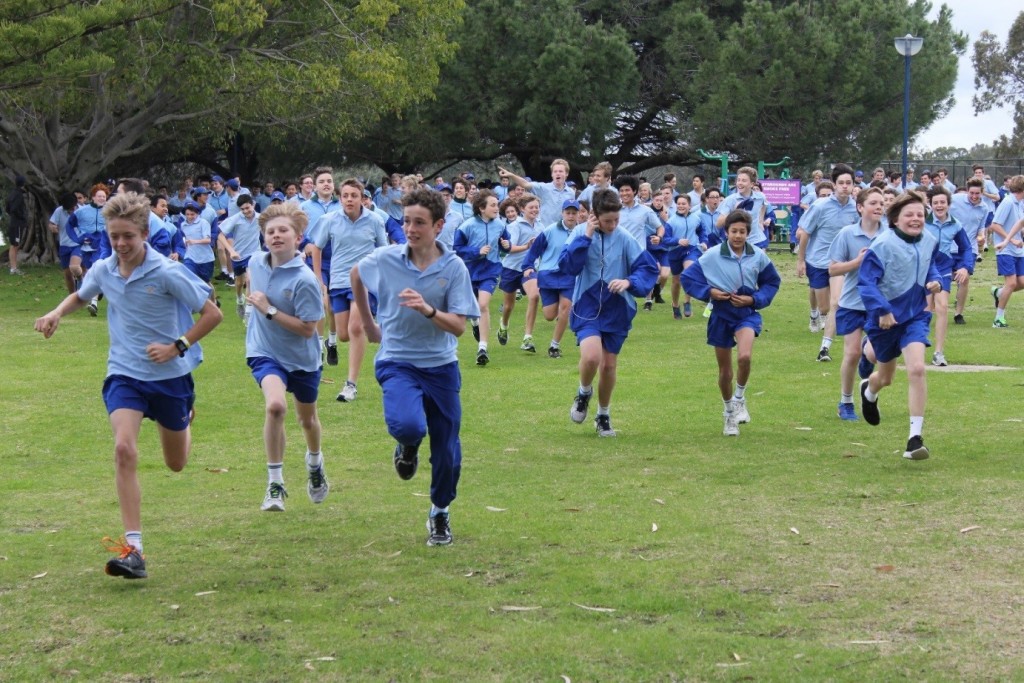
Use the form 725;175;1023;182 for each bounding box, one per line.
914;0;1019;151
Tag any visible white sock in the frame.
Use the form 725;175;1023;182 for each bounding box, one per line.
430;504;449;517
551;340;560;349
819;314;828;328
841;393;853;404
579;384;593;395
328;332;337;345
821;337;833;350
499;322;508;331
305;451;322;469
864;385;879;403
479;342;488;352
237;295;245;305
997;307;1006;318
221;267;229;275
125;531;143;553
723;398;733;412
597;405;609;416
267;462;284;485
810;310;819;319
733;383;746;399
909;416;924;438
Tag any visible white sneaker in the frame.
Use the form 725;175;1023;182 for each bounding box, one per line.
733;398;750;424
261;482;287;511
723;403;739;436
336;382;357;402
931;351;947;367
87;298;99;316
307;462;329;504
809;315;821;333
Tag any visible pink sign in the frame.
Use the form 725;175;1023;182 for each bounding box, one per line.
760;179;802;206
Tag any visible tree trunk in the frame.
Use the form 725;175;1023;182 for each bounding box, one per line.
15;188;56;264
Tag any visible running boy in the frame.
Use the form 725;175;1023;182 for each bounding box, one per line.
34;192;223;578
680;210;781;436
561;189;659;437
857;192;942;460
350;188;480;546
521;199;581;358
245;202;328;511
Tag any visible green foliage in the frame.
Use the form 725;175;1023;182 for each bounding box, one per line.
972;11;1024;155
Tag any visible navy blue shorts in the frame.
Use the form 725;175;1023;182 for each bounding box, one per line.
59;246;77;269
232;256;251;276
499;267;526;294
185;259;214;282
329;288;377;315
996;254;1024;277
540;286;573;308
574;323;628;354
472;277;499;296
937;273;952;293
248;356;321;404
707;312;762;349
102;374;195;431
866;313;931;363
806;263;830;290
835;307;867;335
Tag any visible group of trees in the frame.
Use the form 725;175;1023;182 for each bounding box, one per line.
4;1;1024;264
973;10;1024;157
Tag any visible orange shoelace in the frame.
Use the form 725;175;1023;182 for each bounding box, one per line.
102;536;140;559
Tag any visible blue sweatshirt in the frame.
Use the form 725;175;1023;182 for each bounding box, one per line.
454;216;511;282
680;242;781;325
925;214;974;276
558;226;659;333
521;220;576;290
857;228;942;329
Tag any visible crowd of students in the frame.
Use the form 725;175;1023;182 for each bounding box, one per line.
29;158;1024;578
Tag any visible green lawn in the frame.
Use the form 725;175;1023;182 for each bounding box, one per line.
2;253;1022;681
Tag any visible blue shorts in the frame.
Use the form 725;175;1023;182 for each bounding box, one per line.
232;256;251;276
247;357;321;405
753;238;770;250
865;313;931;363
79;250;99;270
329;288;377;315
499;267;526;294
102;374;195;432
574;324;628;355
321;268;330;289
540;287;573;308
185;259;214;282
937;273;952;293
996;254;1024;277
59;246;77;269
653;251;669;267
806;263;831;290
472;277;499;296
707;313;762;349
835;307;867;335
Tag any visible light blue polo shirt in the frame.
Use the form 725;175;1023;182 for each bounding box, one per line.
358;243;481;368
78;244;211;381
828;222;888;311
501;217;539;271
721;190;769;244
618;200;662;246
180;218;214;263
950;194;988;249
245;252;324;372
50;207;77;248
300;196;341;227
311;207;389;290
799;194;859;268
576;183;617;205
992;197;1024;258
218;212;262;259
531;182;577;228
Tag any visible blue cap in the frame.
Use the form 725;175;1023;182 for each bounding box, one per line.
211;175;225;183
226;178;239;189
363;189;372;198
183;200;201;212
270;191;286;201
191;187;210;196
855;170;864;177
562;199;581;211
437;183;453;193
567;181;577;187
464;172;475;180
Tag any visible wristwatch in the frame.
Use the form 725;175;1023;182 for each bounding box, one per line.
174;338;189;357
266;306;278;320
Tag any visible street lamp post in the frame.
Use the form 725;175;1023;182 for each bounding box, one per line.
894;34;923;190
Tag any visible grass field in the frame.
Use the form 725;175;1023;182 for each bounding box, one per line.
2;251;1022;681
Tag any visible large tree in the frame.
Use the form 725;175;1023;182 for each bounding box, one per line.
0;0;461;262
345;0;964;179
973;11;1024;156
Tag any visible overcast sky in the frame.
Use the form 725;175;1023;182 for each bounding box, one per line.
914;0;1019;151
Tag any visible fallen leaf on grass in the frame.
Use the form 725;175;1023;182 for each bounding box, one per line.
314;656;336;662
205;467;229;474
411;492;429;497
169;605;180;610
319;377;335;385
653;498;665;505
503;447;519;453
651;523;658;532
732;652;742;661
960;525;981;534
816;583;841;588
790;527;800;535
638;555;653;561
874;565;894;573
387;551;402;558
850;442;868;447
485;506;507;512
560;676;571;683
0;556;6;561
1003;418;1022;423
361;541;376;548
794;427;812;431
849;640;889;645
305;662;315;671
573;603;615;613
564;508;580;512
753;391;765;396
47;529;59;534
194;590;217;596
32;572;47;579
501;605;542;612
464;571;476;577
716;662;749;668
